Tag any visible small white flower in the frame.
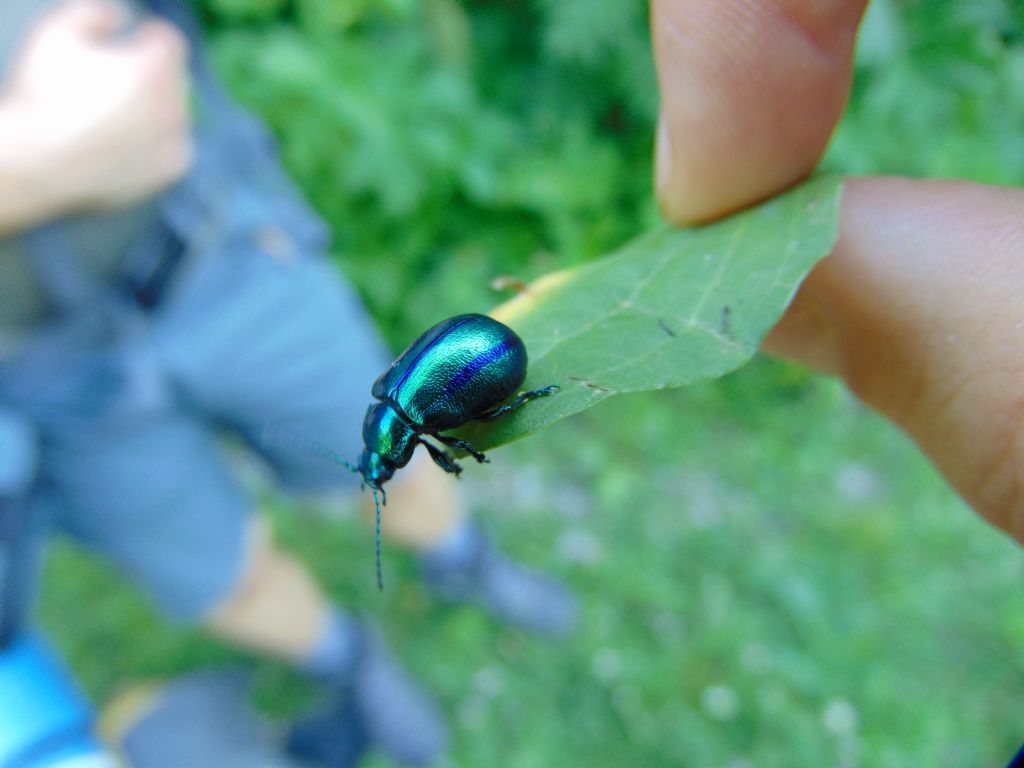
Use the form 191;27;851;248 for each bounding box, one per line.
591;647;623;682
834;462;880;503
473;666;504;698
558;528;605;565
701;685;740;721
823;697;859;735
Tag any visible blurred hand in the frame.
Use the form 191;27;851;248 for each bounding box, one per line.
3;0;192;217
651;0;1024;542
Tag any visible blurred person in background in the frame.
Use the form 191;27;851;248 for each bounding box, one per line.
9;0;1024;765
0;630;317;768
0;0;577;765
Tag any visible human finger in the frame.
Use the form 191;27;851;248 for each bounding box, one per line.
651;0;868;224
764;177;1024;541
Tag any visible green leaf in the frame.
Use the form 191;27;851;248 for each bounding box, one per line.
457;175;844;450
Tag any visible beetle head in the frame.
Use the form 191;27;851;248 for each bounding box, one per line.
358;448;394;488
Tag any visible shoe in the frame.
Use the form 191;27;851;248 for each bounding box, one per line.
108;668;307;768
421;523;579;636
286;694;369;768
289;620;447;767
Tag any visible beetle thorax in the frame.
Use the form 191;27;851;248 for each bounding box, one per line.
360;402;417;483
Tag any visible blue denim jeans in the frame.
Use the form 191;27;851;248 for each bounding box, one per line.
3;245;387;620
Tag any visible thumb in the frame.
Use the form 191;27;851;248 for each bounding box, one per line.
651;0;868;224
765;177;1024;542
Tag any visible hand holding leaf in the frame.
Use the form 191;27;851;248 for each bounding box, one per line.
651;0;1024;542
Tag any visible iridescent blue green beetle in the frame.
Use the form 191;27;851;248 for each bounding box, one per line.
331;313;557;589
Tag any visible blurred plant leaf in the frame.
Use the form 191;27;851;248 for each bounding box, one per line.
457;175;843;450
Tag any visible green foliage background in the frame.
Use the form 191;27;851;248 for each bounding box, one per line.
39;1;1024;766
203;0;660;341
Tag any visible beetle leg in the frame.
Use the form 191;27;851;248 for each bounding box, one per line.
433;433;489;464
419;438;463;477
474;384;560;423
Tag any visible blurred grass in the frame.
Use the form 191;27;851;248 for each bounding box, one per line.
38;0;1024;766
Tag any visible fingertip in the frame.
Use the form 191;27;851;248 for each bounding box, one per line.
51;0;129;36
138;17;185;45
651;0;868;224
130;17;188;59
145;135;194;196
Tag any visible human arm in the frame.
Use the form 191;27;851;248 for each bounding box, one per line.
651;0;1024;541
0;0;193;236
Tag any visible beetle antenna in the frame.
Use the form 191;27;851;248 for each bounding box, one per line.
262;421;360;475
335;456;360;475
372;485;383;591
